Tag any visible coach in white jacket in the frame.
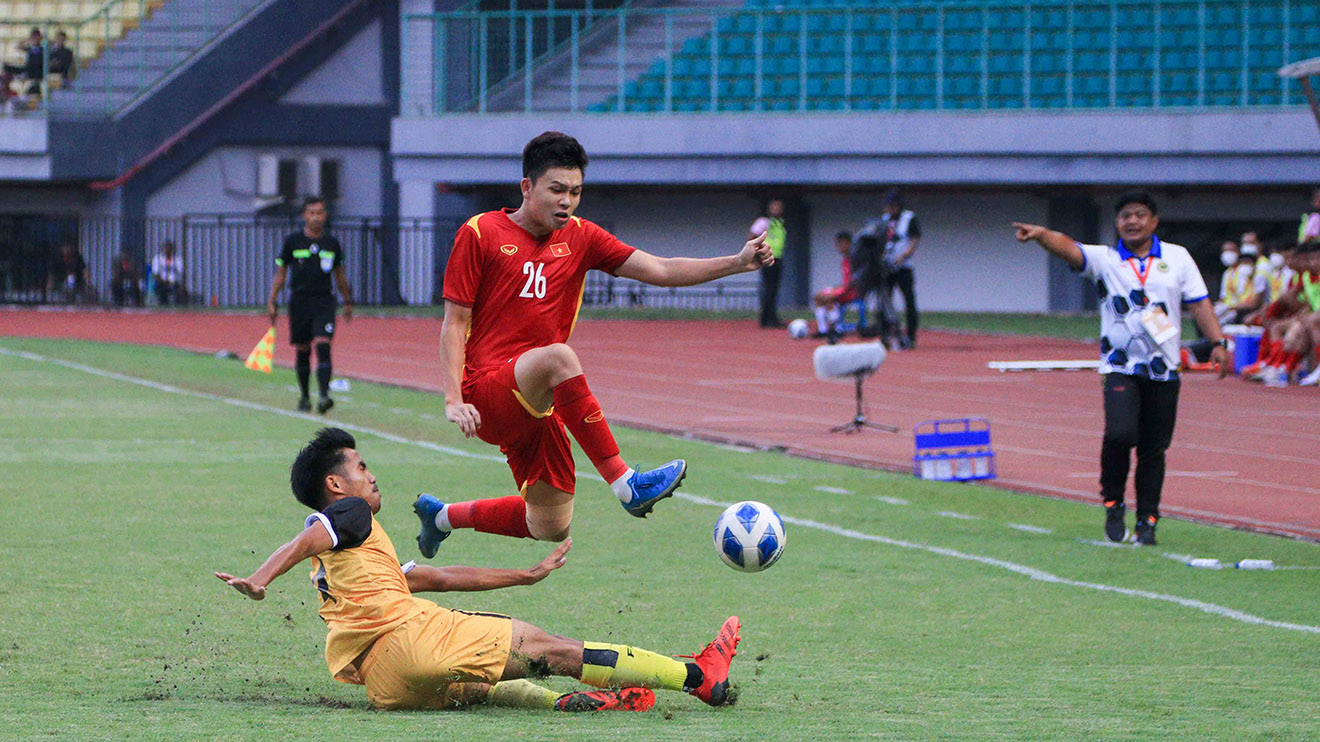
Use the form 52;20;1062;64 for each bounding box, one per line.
1013;191;1230;547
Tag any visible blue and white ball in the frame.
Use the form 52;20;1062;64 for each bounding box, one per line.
787;318;810;339
713;500;787;573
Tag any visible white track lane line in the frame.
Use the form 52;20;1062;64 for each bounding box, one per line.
4;344;1318;636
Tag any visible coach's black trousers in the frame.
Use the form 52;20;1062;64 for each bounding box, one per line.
1099;372;1180;521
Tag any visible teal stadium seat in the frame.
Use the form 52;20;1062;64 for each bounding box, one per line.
589;0;1301;115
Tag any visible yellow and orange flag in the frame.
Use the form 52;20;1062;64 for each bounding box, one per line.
244;327;276;373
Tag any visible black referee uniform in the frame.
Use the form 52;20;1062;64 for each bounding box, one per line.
277;232;345;412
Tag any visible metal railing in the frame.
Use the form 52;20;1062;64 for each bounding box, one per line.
0;213;763;311
1;0;264;119
402;1;1318;115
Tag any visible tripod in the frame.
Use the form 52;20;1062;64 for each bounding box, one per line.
830;372;900;434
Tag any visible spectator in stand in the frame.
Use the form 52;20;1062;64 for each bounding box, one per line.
0;69;19;114
47;242;91;304
111;251;142;307
811;231;858;340
3;29;45;96
151;241;186;305
1301;188;1320;246
1214;239;1257;326
48;32;73;80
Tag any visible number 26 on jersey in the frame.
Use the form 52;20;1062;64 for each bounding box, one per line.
520;262;547;299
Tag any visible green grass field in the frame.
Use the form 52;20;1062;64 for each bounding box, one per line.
2;337;1318;741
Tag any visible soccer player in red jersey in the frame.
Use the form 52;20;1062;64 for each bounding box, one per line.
414;132;774;551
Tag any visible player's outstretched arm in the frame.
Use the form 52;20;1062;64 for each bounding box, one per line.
406;539;570;593
1013;223;1085;270
614;232;774;287
214;524;333;601
439;300;481;437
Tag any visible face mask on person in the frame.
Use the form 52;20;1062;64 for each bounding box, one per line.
1221;251;1238;267
1271;253;1286;269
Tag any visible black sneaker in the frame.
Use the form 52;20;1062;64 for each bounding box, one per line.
1103;500;1128;543
297;397;312;412
317;397;334;415
1134;516;1158;546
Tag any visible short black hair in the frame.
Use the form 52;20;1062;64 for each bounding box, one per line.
835;230;853;241
883;188;904;207
1114;190;1158;215
302;196;326;212
523;131;588;182
290;427;356;510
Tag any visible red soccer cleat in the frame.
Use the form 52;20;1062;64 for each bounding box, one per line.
679;615;741;706
554;687;656;712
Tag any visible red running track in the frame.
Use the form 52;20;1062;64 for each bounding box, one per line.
5;307;1318;541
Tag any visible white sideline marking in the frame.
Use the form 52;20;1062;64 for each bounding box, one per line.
1077;538;1137;549
750;475;787;485
874;496;910;506
936;511;979;521
813;485;852;494
5;344;1319;636
1007;523;1053;534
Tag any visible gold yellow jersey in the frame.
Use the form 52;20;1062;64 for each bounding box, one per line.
304;497;434;684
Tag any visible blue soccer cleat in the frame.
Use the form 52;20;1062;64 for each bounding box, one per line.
413;493;451;558
620;460;688;518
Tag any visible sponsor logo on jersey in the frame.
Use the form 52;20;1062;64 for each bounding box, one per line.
550;242;571;258
500;244;519;255
584;410;605;423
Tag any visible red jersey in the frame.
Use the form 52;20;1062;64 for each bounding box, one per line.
443;209;636;374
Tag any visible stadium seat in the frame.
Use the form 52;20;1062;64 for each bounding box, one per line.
590;1;1301;114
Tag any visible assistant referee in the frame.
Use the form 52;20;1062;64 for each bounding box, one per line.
1014;191;1230;547
266;197;354;414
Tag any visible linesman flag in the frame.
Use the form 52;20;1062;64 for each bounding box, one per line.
244;327;276;373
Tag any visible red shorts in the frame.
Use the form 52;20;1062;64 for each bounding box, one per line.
462;357;576;494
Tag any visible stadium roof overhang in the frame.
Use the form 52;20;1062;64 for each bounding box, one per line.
0;118;52;181
392;109;1320;187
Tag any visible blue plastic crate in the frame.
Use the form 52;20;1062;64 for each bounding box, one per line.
913;418;996;482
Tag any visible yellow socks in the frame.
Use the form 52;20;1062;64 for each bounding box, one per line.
580;641;688;691
486;679;561;710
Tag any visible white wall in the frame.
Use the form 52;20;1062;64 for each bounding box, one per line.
579;187;1054;312
145;146;384;217
805;190;1052;312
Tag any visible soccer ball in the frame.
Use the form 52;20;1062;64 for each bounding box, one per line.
787;318;810;339
713;501;787;573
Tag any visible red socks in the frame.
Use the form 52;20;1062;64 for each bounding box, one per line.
554;374;629;483
447;496;532;539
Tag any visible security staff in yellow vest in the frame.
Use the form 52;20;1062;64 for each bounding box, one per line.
749;199;787;328
1300;188;1320;246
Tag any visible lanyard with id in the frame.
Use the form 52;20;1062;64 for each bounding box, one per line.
1128;254;1179;354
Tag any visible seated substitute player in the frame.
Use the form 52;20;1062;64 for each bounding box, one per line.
414;131;774;554
811;230;858;339
266;197;355;415
216;428;742;712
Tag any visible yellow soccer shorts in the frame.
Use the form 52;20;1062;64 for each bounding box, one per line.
359;605;513;710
